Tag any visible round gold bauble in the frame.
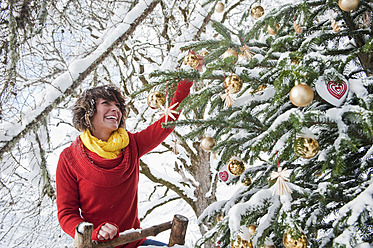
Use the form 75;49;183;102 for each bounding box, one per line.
183;52;199;69
228;158;245;176
283;230;307;248
147;91;166;109
232;235;252;248
251;5;265;20
215;2;225;13
338;0;359;11
267;23;280;35
294;137;319;159
222;48;239;64
225;74;243;94
242;176;252;186
289;83;314;107
200;137;216;151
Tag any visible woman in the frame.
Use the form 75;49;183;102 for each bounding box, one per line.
56;77;194;247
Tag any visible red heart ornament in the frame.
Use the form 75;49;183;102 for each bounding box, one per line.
219;171;229;182
326;81;347;100
315;79;349;107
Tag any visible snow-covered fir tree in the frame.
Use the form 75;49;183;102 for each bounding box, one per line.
139;0;373;247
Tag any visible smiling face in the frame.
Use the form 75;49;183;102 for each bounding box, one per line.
91;98;122;141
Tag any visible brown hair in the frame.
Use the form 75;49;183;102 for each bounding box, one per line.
72;85;128;132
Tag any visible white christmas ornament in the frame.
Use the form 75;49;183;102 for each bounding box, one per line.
158;99;179;123
315;78;349;107
270;167;292;196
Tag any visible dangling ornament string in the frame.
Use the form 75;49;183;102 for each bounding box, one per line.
158;80;179;123
172;132;179;155
220;72;235;107
270;150;292;196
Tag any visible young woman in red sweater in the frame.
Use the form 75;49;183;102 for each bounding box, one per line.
56;58;202;247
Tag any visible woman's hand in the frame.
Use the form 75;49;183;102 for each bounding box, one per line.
97;223;118;240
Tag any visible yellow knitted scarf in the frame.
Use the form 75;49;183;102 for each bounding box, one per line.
80;127;129;159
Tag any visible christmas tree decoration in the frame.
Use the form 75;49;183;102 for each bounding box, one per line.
232;235;253;248
239;46;255;61
200;136;216;151
147;91;166;109
227;158;245;176
283;229;307;248
248;225;256;237
236;226;254;248
267;23;280;35
222;48;238;64
216;214;224;222
215;2;225;13
225;74;243;94
294;21;302;34
241;175;252;186
294;136;319;159
199;50;209;57
270;167;292;195
315;79;349;107
221;90;235;108
157;99;179;123
289;81;314;107
183;51;200;69
338;0;359;12
331;17;341;33
251;5;265;20
218;170;230;182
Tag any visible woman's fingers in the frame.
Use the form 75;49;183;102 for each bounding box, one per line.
97;223;118;240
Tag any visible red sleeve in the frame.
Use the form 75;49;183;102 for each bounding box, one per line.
134;79;193;157
56;149;85;238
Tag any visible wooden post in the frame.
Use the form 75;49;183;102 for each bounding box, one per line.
73;223;94;248
168;214;189;247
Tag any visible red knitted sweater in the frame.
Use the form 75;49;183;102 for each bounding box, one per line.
56;79;193;248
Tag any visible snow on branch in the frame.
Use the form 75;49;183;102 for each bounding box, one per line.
0;0;161;159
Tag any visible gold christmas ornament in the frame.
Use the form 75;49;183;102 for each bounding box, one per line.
248;225;256;237
222;48;239;64
289;81;314;107
233;235;253;248
267;23;280;35
283;229;307;248
147;91;166;109
338;0;359;11
294;21;302;34
331;17;340;33
225;74;243;94
216;214;224;222
199;50;209;57
294;136;319;159
215;2;225;13
200;136;216;151
183;52;199;69
227;158;245;176
251;5;265;19
242;176;252;186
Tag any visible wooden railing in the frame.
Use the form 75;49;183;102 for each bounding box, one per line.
73;214;189;248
